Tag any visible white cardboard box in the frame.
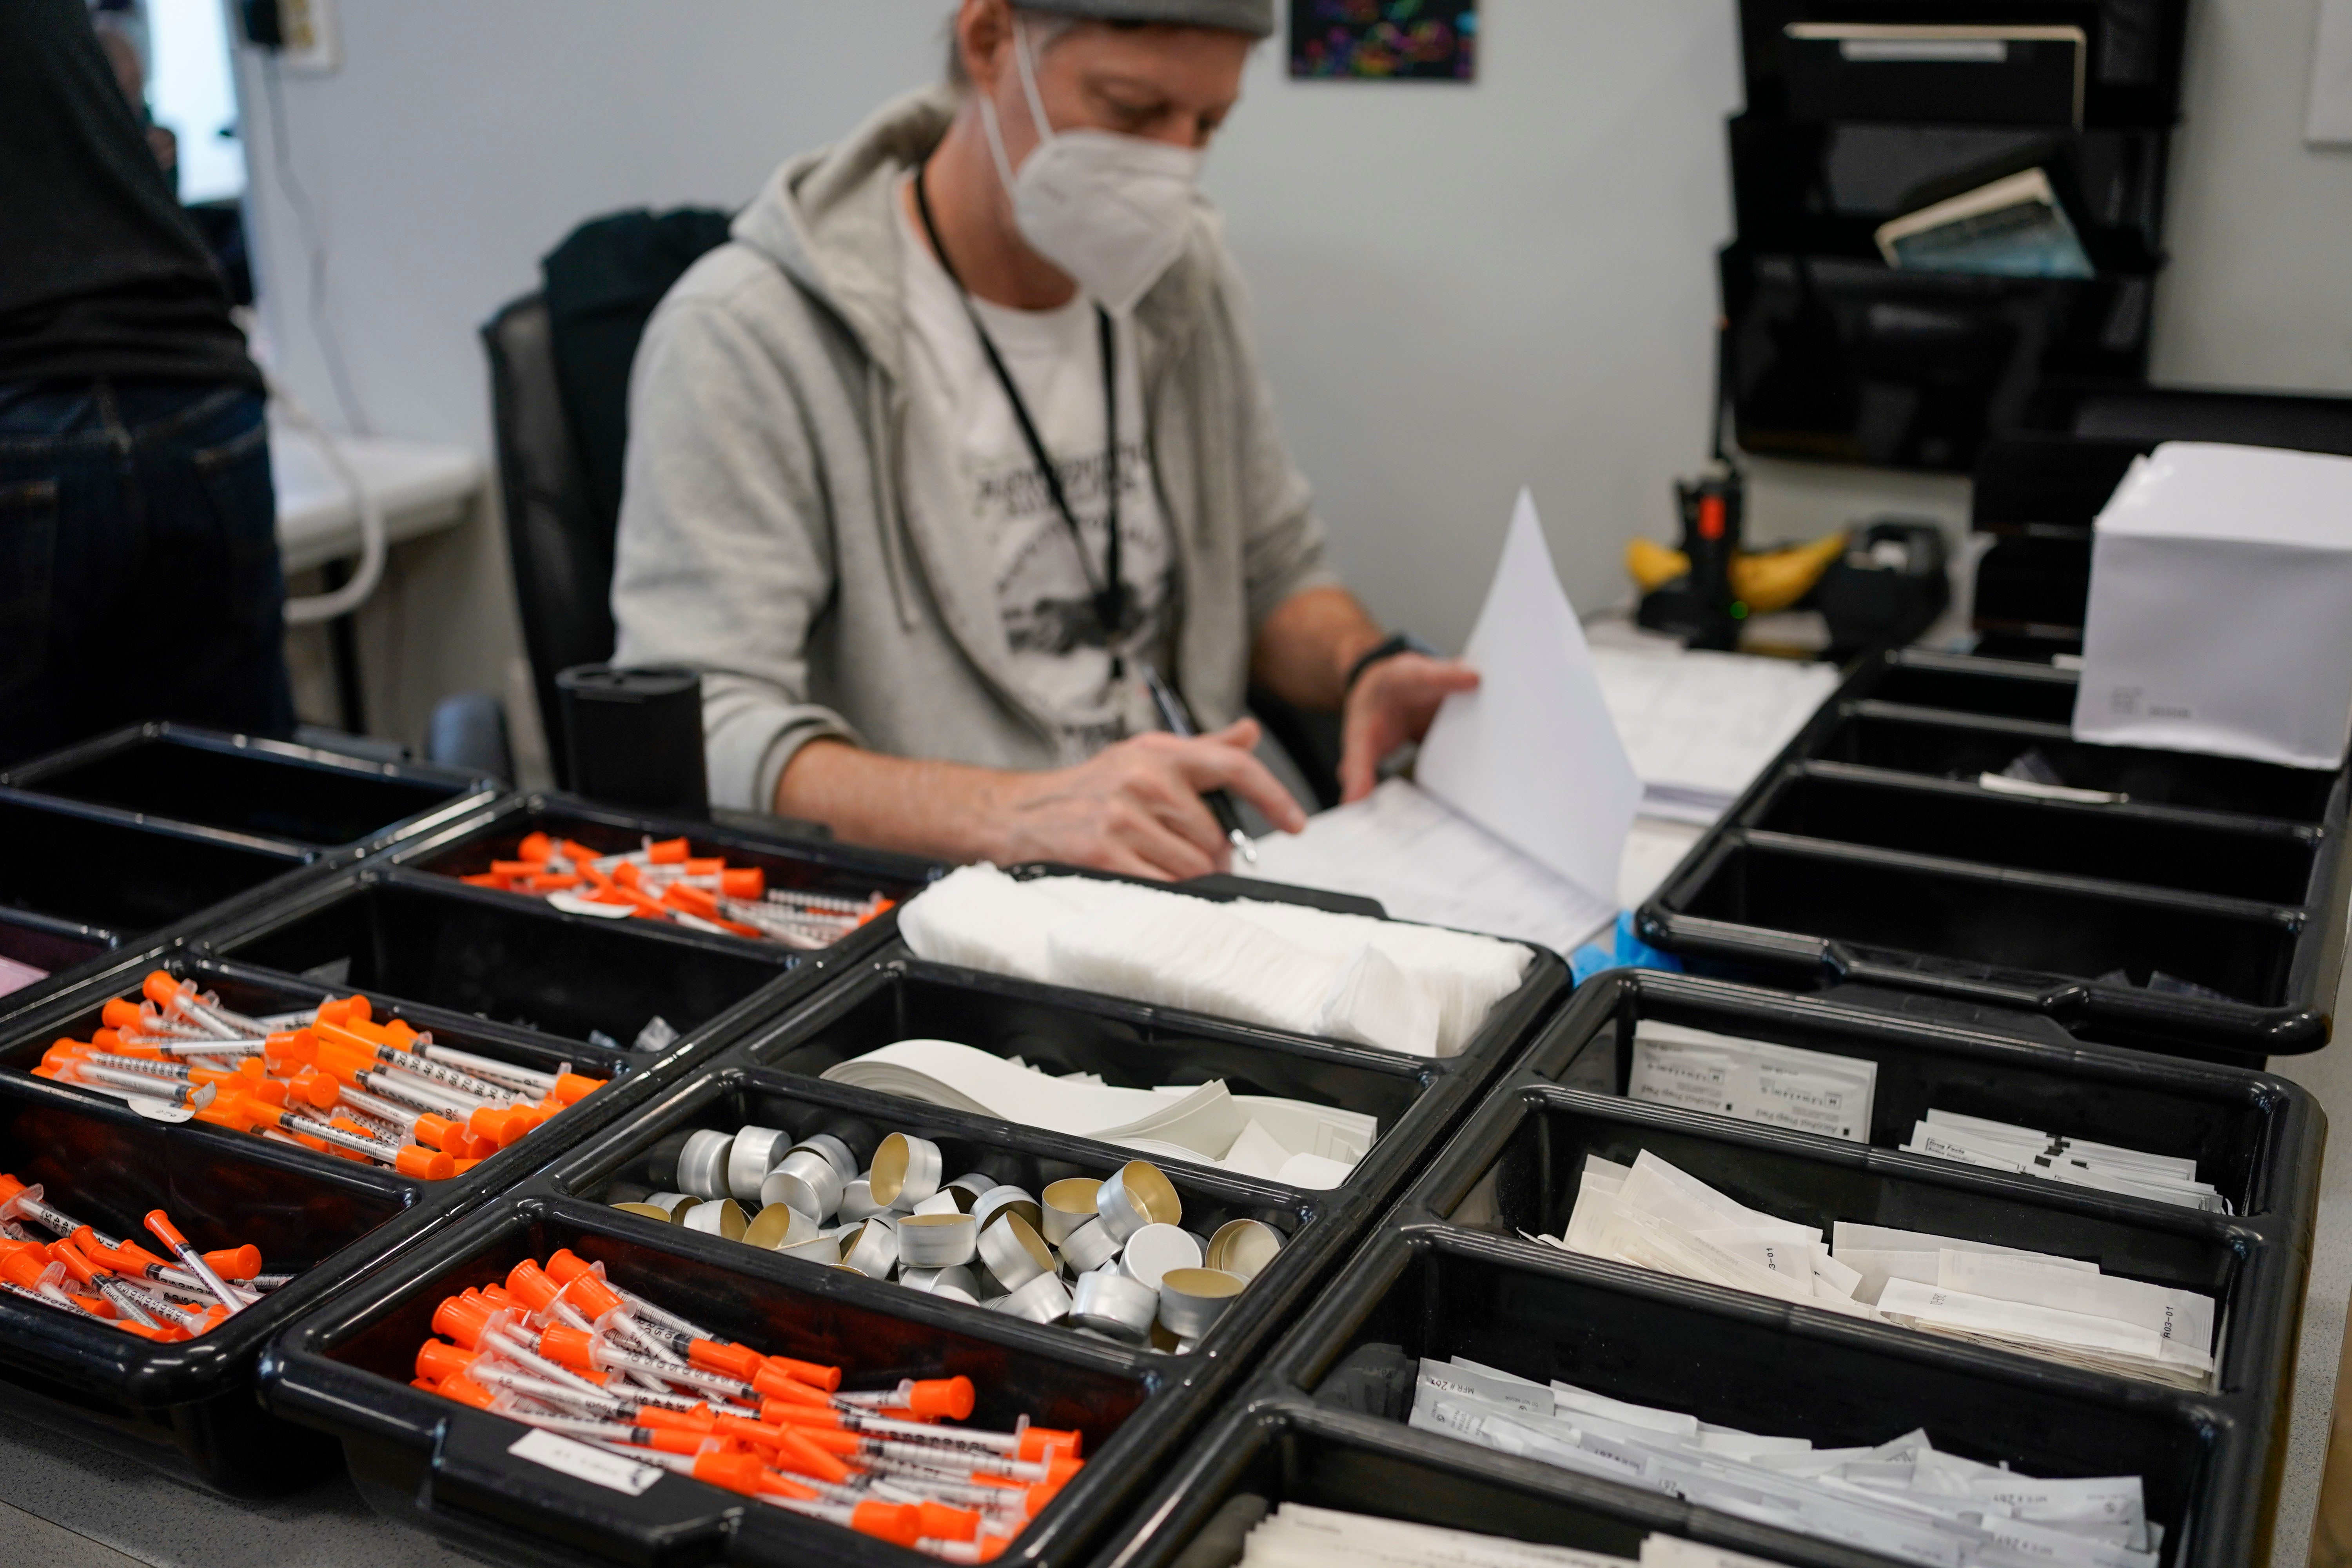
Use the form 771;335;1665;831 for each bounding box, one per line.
2073;442;2352;770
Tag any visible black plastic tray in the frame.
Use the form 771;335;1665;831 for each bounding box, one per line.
0;786;325;1019
0;907;117;1000
742;930;1565;1218
1218;971;2326;1568
0;948;693;1494
1260;1229;2241;1564
1443;1086;2279;1394
1540;969;2324;1223
0;722;496;852
260;1194;1166;1568
0;1059;441;1494
1085;1392;1899;1568
0;954;644;1191
1638;650;2351;1060
194;868;811;1053
257;873;1569;1564
563;1065;1328;1357
382;791;939;960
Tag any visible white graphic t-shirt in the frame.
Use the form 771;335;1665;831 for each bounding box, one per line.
898;181;1175;763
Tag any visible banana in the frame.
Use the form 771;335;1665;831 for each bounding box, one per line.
1732;529;1848;613
1623;530;1850;615
1625;536;1690;593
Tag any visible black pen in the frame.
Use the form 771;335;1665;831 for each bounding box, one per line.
1139;664;1258;866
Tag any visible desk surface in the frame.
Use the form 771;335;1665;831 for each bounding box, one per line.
272;427;482;576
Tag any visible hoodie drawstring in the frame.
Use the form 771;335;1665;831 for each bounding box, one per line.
866;367;920;632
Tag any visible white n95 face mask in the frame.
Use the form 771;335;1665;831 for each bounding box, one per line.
978;20;1203;316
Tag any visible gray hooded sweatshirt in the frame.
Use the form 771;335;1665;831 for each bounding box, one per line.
609;87;1339;812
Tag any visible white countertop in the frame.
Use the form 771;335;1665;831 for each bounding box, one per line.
271;425;483;575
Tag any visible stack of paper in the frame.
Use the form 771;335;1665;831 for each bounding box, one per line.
1625;1021;1877;1143
897;864;1534;1058
1588;644;1840;824
1411;1356;2161;1567
820;1039;1378;1188
1241;781;1619;956
1906;1110;2229;1212
1539;1151;2217;1388
1548;1151;1876;1318
1232;1502;1779;1568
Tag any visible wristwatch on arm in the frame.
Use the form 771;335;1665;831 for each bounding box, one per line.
1341;632;1436;701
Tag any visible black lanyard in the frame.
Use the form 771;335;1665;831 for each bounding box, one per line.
913;161;1127;652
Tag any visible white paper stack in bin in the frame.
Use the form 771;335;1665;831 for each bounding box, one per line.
1535;1151;2217;1389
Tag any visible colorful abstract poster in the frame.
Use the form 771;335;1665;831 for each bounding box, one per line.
1289;0;1478;81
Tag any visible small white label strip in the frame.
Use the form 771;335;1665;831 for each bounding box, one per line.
507;1429;664;1495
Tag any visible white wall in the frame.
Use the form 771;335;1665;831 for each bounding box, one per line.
2151;0;2352;394
236;0;2352;758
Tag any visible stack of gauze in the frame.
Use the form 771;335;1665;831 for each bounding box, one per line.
1229;1501;1782;1568
1412;1356;2160;1567
1904;1110;2228;1212
896;865;1532;1058
1543;1152;2217;1388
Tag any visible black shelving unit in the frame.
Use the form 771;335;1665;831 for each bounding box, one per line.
1720;0;2189;474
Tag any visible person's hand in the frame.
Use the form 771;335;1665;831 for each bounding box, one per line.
1338;653;1480;804
988;719;1309;880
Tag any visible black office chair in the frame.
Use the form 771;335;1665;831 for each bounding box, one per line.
482;207;733;785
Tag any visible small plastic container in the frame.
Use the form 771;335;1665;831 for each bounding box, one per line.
0;722;495;852
261;1194;1161;1568
199;869;806;1052
1639;650;2350;1059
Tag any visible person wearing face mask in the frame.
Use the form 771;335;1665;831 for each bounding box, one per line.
609;0;1476;880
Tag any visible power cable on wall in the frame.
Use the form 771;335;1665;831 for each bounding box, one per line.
258;52;368;435
254;52;383;626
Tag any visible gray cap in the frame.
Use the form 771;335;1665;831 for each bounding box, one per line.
1017;0;1275;38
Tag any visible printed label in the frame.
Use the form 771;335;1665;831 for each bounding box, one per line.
508;1429;664;1495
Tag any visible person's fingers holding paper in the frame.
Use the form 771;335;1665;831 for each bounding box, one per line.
1339;654;1481;803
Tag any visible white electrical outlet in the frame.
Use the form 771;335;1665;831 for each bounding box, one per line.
277;0;340;74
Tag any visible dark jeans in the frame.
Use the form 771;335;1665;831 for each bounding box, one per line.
0;378;294;768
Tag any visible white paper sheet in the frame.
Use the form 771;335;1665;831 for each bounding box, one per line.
1588;643;1841;823
1238;780;1616;956
1417;490;1641;901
